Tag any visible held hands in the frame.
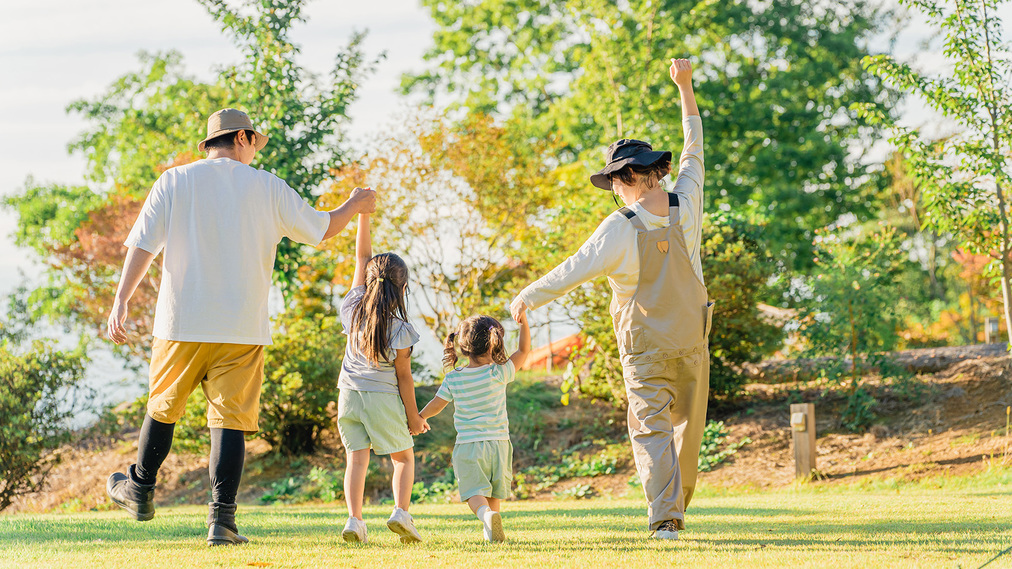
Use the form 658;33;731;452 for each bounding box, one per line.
670;58;693;88
510;297;528;325
350;186;377;214
107;299;130;345
408;413;430;436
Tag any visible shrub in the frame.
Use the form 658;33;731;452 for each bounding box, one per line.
701;212;784;397
0;341;90;510
698;420;751;472
798;225;908;431
171;307;346;455
259;310;345;454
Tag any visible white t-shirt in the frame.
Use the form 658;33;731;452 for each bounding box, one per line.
124;158;331;345
337;285;421;394
516;116;705;311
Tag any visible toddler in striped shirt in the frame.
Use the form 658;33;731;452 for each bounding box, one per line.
420;312;531;542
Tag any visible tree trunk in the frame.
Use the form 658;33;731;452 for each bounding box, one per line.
1001;257;1012;350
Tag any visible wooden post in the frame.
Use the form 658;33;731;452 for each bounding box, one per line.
790;403;817;479
985;317;1001;344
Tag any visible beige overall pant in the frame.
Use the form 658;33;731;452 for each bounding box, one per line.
612;192;714;531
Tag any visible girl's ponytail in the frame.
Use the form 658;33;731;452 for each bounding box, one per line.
442;332;459;370
488;324;508;364
351;253;410;365
445;315;507;367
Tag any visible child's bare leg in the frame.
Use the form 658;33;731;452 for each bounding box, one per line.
344;448;370;520
467;495;490;515
487;497;501;512
389;449;414;511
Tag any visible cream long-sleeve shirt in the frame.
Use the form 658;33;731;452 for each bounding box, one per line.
516;115;704;311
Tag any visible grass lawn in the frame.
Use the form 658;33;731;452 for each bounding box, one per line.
2;470;1011;569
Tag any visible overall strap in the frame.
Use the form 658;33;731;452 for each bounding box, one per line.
668;192;681;224
618;206;649;232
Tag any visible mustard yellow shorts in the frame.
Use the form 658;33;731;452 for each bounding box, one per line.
147;338;265;433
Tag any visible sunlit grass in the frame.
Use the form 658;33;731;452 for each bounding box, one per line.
2;469;1011;569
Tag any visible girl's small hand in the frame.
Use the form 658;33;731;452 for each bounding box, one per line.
408;413;428;436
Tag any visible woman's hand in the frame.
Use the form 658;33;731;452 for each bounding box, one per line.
510;297;528;324
670;58;693;88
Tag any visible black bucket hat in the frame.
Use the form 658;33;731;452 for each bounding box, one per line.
590;139;672;191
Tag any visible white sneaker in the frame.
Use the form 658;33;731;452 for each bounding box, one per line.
650;520;679;540
386;508;422;543
482;510;505;542
342;516;367;543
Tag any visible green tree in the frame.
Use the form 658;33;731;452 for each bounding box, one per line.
798;225;908;430
856;0;1012;348
406;0;897;269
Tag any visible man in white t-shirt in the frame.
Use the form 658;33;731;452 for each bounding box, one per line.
103;108;376;546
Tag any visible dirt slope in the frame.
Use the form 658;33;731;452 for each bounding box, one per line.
6;353;1010;514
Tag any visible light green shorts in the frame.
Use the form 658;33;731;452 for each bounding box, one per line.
452;440;513;501
337;389;413;456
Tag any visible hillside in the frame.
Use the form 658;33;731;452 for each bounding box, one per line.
5;349;1010;515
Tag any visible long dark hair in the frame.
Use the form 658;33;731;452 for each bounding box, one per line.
442;315;508;370
351;253;410;365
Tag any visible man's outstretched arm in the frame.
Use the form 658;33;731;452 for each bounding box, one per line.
107;247;157;344
322;187;376;241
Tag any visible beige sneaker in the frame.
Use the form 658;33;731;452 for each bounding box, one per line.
387;508;422;543
482;510;505;542
342;516;367;543
650;520;679;540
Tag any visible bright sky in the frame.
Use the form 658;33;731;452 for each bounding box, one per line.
0;0;433;296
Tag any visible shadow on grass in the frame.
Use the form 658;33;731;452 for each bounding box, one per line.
1;502;1008;560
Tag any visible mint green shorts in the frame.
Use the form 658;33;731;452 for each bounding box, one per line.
452;440;513;501
337;389;413;455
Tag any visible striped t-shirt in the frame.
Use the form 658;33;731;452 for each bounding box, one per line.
435;360;515;444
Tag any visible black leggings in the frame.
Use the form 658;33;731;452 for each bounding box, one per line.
209;427;245;504
133;414;245;504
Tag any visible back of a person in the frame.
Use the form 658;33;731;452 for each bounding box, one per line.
153;158;288;343
337;282;419;394
443;362;513;444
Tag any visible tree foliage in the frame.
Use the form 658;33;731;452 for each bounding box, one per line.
856;0;1012;349
320;110;560;340
406;0;897;269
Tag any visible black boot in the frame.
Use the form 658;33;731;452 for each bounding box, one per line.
106;465;156;521
207;502;249;546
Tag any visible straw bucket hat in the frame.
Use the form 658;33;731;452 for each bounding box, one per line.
197;108;269;152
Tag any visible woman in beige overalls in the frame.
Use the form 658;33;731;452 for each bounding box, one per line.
511;58;713;540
